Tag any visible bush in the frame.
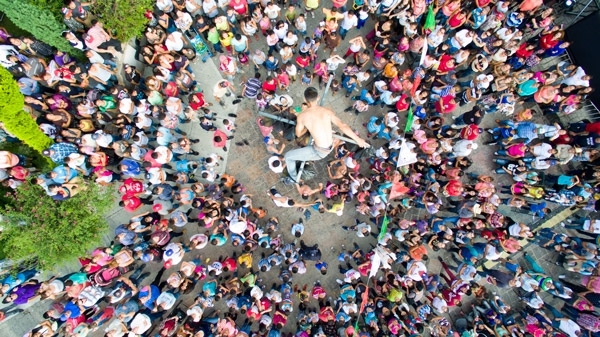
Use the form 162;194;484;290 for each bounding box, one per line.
0;182;114;271
0;0;81;56
0;68;54;165
91;0;154;42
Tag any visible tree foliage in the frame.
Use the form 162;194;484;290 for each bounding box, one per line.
0;0;81;59
91;0;154;42
0;67;54;166
0;182;115;271
27;0;65;21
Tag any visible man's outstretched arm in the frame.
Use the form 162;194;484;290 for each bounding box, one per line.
331;114;370;148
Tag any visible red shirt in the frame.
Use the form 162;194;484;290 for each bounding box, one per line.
143;150;162;168
460;124;481;140
445;180;463;197
213;129;228;148
435;95;456;114
222;257;237;272
121;194;142;212
516;43;534;58
296;56;310;69
262;80;277;93
437;54;455;73
119;178;145;195
441;289;461;306
587;122;600;134
395;94;410;111
448;13;465;28
189;92;206;111
230;0;248;15
539;34;559;50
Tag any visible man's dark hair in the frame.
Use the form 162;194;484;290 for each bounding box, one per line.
304;87;318;103
288;199;295;206
235;34;242;40
254;72;261;79
272;160;280;167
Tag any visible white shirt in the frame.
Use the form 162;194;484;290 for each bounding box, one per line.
453;140;474;157
273;23;288;39
156;292;177;310
163;242;184;265
340;12;358;30
406;261;427;281
165;31;185;52
283;34;298;46
264;5;281;19
326;57;345;71
452;29;473;48
156;0;174;11
285;64;297;76
130;314;152;334
202;0;217;13
532;143;552;159
268;156;285;173
559;319;582;337
87;50;105;64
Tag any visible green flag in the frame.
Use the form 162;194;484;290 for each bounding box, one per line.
353;320;360;337
404;107;414;133
424;5;435;32
377;215;390;241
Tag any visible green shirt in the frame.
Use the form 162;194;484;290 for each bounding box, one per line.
285;10;297;22
69;272;88;284
207;29;220;44
517;80;538;97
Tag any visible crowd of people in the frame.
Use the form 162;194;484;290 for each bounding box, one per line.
1;0;600;336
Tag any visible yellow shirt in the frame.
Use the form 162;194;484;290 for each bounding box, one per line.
219;32;234;47
237;252;253;267
322;8;344;21
306;0;319;9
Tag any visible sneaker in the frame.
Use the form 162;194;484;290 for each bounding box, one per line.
451;115;457;120
298;218;303;224
341;226;350;231
451;124;460;129
487;129;494;134
336;279;343;285
219;101;225;107
281;176;296;185
311;12;315;18
494;152;499;155
560;222;566;227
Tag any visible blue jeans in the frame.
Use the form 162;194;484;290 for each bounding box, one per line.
284;145;331;181
339;27;349;39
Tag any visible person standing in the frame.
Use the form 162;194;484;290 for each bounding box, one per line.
338;10;357;40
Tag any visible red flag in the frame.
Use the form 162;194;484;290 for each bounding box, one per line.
411;74;421;98
359;287;370;314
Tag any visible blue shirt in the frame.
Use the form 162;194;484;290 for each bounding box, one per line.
120;159;142;176
48;143;78;164
52;165;78;184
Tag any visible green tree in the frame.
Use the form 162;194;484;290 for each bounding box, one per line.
0;182;114;271
27;0;65;21
0;0;80;56
0;67;54;165
91;0;154;42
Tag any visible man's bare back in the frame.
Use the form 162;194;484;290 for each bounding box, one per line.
296;106;334;148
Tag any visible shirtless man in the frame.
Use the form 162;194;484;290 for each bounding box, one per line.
295;181;324;200
284;87;369;181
